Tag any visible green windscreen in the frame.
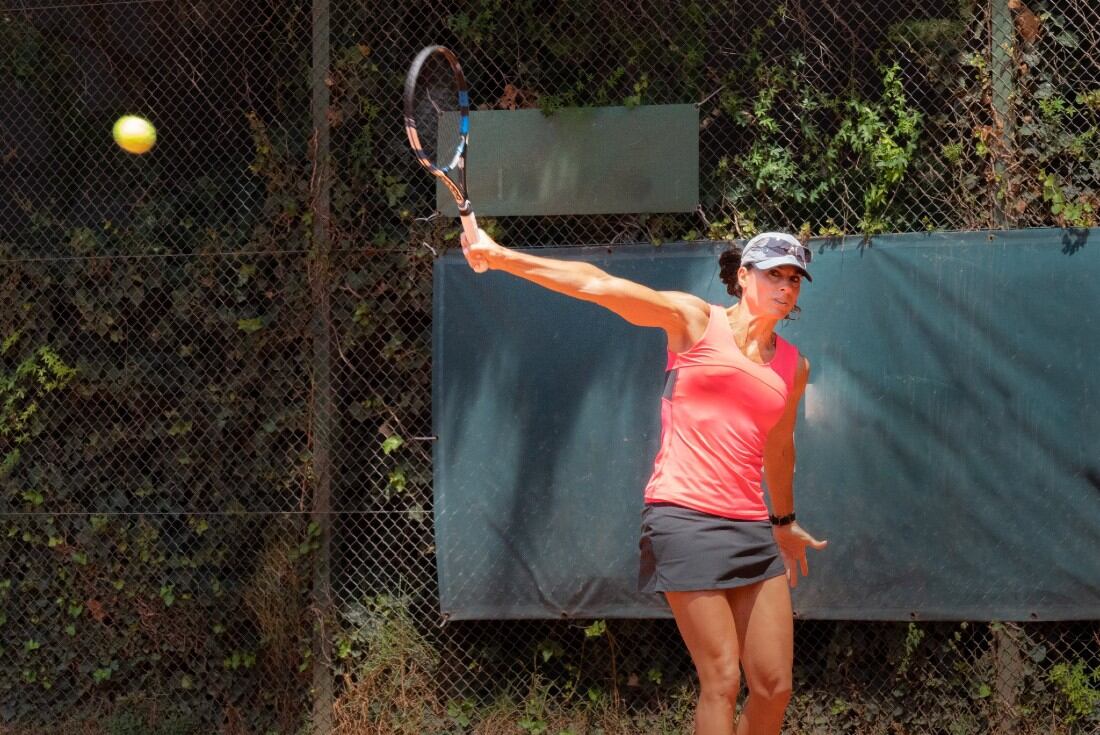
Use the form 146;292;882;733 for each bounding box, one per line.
438;104;699;216
432;228;1100;620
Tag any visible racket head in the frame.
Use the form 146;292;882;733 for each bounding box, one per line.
403;45;471;207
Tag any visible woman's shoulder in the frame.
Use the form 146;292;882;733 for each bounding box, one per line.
660;291;711;314
663;291;713;331
660;293;714;354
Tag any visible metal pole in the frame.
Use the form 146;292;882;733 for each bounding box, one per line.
309;0;334;731
990;0;1016;227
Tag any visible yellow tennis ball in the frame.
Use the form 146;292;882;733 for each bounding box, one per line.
112;115;157;154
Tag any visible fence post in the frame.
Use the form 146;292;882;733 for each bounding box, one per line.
991;622;1025;733
309;0;334;731
990;0;1016;227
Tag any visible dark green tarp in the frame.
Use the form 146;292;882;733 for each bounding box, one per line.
433;228;1100;621
438;105;699;216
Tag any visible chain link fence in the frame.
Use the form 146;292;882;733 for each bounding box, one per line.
2;1;1098;733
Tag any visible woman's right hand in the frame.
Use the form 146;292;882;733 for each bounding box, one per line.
459;227;504;273
772;522;828;589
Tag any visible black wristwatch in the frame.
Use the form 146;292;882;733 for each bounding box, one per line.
769;512;796;526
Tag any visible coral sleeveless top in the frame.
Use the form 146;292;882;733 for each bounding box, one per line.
642;304;799;520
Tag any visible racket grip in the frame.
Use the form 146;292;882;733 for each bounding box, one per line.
459;211;488;273
460;211;479;245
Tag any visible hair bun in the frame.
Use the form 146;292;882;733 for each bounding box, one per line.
718;246;743;297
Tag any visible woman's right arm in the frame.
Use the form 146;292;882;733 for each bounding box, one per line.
463;229;708;351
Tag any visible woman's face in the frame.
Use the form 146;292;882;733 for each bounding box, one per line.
739;265;803;320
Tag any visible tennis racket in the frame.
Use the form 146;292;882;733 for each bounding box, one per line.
404;45;484;271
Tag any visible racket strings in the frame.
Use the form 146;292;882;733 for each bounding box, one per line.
410;54;461;171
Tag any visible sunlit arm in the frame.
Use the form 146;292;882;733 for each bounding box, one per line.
464;228;707;348
764;356;828;588
764;356;810;516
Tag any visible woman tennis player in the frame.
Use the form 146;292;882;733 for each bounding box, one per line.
460;229;827;735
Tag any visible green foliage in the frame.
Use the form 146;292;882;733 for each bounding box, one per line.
1049;660;1100;723
1018;75;1100;227
896;622;926;675
2;13;325;727
330;594;449;731
0;13;48;86
0;335;75;479
4;3;1100;733
447;697;475;728
0;18;318;723
1042;171;1095;227
583;619;607;638
947;3;1100;227
339;2;1094;242
834;64;923;232
714;38;923;236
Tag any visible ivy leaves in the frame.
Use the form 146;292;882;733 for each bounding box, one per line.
0;333;76;480
725;61;922;235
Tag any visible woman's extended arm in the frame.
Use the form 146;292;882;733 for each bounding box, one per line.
764;356;828;587
462;228;708;351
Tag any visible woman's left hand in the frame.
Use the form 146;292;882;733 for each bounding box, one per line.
772;523;828;588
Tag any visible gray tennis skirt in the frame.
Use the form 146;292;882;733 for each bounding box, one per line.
638;502;786;594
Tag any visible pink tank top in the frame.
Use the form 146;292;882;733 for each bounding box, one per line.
642;304;799;520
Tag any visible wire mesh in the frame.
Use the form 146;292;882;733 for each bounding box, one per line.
1;1;1098;733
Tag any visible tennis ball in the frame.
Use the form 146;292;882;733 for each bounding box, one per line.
112;115;157;154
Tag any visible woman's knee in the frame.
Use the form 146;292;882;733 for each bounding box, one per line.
697;656;742;703
748;672;792;706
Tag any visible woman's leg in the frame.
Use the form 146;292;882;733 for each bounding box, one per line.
729;575;794;735
665;590;742;735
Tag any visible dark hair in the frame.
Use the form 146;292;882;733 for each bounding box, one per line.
718;245;801;320
718;246;747;298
